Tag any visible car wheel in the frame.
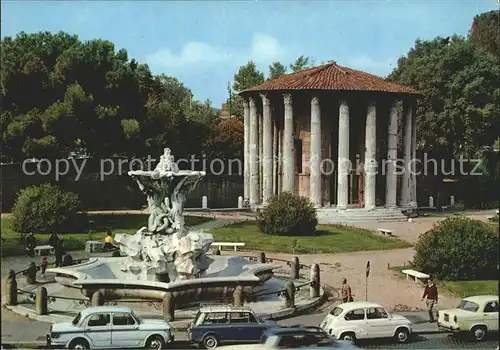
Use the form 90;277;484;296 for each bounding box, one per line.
471;326;487;341
203;334;219;349
146;335;166;349
394;327;410;343
69;338;90;350
340;332;356;341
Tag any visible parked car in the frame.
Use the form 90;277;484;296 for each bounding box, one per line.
320;302;413;343
46;306;173;349
187;304;276;349
217;325;359;349
437;295;499;341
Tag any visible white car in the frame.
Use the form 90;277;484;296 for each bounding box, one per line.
320;302;412;343
47;306;173;349
437;295;499;341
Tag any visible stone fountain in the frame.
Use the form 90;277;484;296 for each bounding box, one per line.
114;148;214;282
47;148;281;303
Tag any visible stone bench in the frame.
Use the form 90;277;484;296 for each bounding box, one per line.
377;228;393;236
401;269;430;283
34;245;55;256
212;242;245;252
85;240;105;253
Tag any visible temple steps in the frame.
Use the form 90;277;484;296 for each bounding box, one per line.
316;207;408;224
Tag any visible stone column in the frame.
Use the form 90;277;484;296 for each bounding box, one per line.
400;103;412;207
310;96;322;207
249;97;260;206
385;101;398;208
279;128;283;193
364;102;377;210
273;119;278;195
283;93;294;193
243;99;250;202
410;106;417;208
259;112;263;201
337;101;350;209
261;94;273;204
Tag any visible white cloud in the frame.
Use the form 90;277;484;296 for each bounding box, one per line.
250;33;285;62
347;56;396;76
146;33;286;71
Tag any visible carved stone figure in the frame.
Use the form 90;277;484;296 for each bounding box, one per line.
114;148;214;282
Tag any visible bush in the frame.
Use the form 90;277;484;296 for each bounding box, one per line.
256;192;318;236
10;184;84;234
413;216;499;280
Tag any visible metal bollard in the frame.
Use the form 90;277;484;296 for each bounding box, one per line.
36;287;48;315
284;280;296;308
233;285;244;307
258;252;266;264
238;196;243;209
163;292;175;322
5;270;18;305
26;262;37;285
291;257;300;279
202;196;208;209
91;291;104;306
309;263;320;298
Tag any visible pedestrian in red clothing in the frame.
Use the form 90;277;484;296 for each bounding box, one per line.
40;256;48;278
421;278;438;323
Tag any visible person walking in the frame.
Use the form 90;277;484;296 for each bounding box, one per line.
40;256;48;278
25;232;37;257
341;277;353;303
422;278;438;323
49;232;59;248
54;240;64;267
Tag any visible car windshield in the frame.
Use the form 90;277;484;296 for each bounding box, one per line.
458;300;479;312
72;312;81;325
130;310;142;324
193;311;202;324
329;307;343;317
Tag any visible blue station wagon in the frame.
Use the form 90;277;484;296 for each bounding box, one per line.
187;304;276;349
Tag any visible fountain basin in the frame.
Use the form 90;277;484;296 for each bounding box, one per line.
47;256;281;301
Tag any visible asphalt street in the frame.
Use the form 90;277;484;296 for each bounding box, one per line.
2;307;498;349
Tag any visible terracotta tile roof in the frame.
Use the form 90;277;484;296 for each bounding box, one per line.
240;62;421;95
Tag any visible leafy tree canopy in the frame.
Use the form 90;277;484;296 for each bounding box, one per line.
1;31;218;162
268;61;287;80
388;35;500;158
468;10;500;55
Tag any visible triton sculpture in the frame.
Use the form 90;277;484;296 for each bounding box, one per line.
114;148;214;282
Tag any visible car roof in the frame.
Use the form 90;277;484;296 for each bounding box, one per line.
199;304;253;313
463;295;499;304
79;306;134;317
334;301;383;311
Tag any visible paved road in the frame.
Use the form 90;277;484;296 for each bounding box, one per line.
3;307;498;349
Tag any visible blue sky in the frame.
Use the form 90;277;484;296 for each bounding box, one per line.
2;0;497;107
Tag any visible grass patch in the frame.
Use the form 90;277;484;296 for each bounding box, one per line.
0;214;212;257
390;266;498;298
208;222;412;254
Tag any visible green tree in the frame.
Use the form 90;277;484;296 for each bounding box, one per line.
388;35;500;158
268;61;287;80
232;61;265;92
1;31;212;162
468;10;500;55
289;55;315;72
